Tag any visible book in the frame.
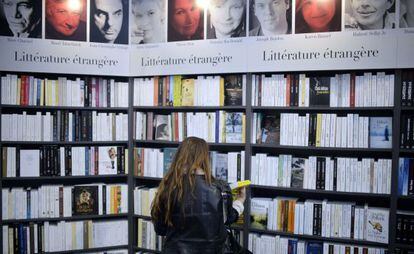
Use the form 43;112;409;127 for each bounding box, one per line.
229;180;251;190
181;78;194;106
250;198;270;230
369;117;392;148
291;157;305;188
309;77;330;106
154;114;171;141
214;153;228;181
163;148;177;175
72;186;99;215
224;75;243;106
366;207;389;243
225;112;243;143
306;242;323;254
19;149;40;177
98;147;118;175
259;114;280;144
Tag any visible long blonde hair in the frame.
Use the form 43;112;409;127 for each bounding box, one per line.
151;137;213;226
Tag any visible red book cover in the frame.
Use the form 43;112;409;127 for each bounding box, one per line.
350;73;356;107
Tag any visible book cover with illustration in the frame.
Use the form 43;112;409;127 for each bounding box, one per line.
250;198;270;230
224;75;243;106
73;186;98;215
181;78;194;106
306;242;323;254
366;208;389;243
163;148;177;175
369;117;393;148
291;157;306;188
214;153;228;182
154;114;171;141
259;113;280;144
98;146;118;175
225;112;243;143
309;77;330;106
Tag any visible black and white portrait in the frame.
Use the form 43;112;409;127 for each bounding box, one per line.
90;0;129;44
249;0;292;36
207;0;246;39
344;0;396;30
0;0;42;38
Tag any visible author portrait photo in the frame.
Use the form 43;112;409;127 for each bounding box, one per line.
168;0;204;42
131;0;166;44
295;0;341;34
345;0;396;30
46;0;87;41
400;0;414;28
207;0;246;39
90;0;128;44
249;0;292;36
0;0;42;38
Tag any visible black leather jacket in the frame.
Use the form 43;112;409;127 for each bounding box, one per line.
152;175;239;254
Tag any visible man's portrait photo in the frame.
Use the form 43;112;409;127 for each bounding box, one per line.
45;0;87;41
249;0;292;36
130;0;166;44
344;0;396;30
90;0;128;44
0;0;42;38
400;0;414;28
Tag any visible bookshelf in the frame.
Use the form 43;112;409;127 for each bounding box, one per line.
1;70;414;253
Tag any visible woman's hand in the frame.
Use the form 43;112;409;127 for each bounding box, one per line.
235;187;246;203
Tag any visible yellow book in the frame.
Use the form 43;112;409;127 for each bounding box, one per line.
40;79;44;106
173;75;182;106
229;180;251;190
88;221;93;248
315;113;322;147
55;79;59;106
47;79;52;106
181;78;194;106
72;222;76;249
137;219;143;247
17;78;21;105
110;186;115;214
219;77;225;106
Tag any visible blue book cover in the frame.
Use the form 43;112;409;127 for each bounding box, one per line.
306;242;323;254
163;148;177;175
288;239;298;254
399;158;409;195
369;117;392;148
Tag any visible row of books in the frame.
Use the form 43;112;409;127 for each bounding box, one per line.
248;234;388;254
401;70;414;107
396;211;414;244
252;154;392;194
1;111;128;141
133;75;246;107
2;146;128;177
0;74;129;107
1;220;127;253
400;114;414;148
2;184;128;220
253;113;393;149
398;158;414;196
251;72;394;107
250;198;389;243
137;218;163;251
134;187;157;217
135;111;245;143
133;147;245;182
395;250;414;254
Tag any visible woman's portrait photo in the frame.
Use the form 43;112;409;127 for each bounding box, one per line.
207;0;246;39
0;0;42;38
131;0;166;44
168;0;204;42
295;0;341;34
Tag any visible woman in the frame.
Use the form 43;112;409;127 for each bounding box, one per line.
151;137;246;253
168;0;204;41
295;0;341;33
131;0;166;44
207;0;246;39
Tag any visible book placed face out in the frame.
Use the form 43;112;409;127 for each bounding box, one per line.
366;207;389;243
99;146;118;174
369;117;392;148
73;186;99;215
259;114;280;144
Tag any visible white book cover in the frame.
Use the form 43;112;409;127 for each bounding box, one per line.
20;150;40;177
366;208;389;243
98;147;118;175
